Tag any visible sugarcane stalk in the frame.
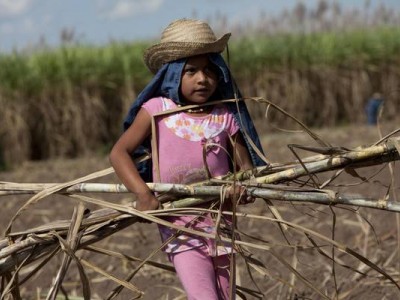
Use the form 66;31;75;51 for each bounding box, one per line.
1;137;398;197
254;139;399;184
166;191;400;212
2;179;400;227
1;179;399;212
3;187;398;242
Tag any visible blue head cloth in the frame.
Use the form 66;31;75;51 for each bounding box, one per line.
123;53;266;182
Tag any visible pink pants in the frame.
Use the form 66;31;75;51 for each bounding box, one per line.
170;247;233;299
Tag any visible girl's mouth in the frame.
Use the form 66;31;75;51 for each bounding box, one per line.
194;89;209;95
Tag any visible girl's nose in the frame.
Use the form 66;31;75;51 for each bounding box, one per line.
196;70;207;82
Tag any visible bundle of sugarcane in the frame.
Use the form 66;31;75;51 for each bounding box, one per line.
2;134;399;207
1;132;399;299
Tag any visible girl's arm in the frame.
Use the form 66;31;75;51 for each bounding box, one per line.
229;132;256;204
109;108;160;211
230;132;253;172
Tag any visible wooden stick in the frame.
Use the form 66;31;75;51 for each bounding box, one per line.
1;137;398;196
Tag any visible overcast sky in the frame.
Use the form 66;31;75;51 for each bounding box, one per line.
1;0;399;53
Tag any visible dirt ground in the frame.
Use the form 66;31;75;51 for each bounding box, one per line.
1;121;400;300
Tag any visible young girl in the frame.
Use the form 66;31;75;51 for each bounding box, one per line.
110;18;266;300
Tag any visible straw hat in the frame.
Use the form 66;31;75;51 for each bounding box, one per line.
144;18;231;73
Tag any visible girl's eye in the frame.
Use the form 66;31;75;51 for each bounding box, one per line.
184;67;196;75
204;65;218;77
204;68;214;76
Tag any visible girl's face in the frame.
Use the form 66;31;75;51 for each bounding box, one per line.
180;55;218;105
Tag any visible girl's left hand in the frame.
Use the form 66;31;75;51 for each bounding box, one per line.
227;185;255;205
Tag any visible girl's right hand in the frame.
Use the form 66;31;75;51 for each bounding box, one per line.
134;192;160;211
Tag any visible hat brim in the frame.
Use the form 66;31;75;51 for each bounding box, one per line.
144;33;231;74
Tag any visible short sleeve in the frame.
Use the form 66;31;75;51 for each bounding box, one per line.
225;107;240;136
142;97;165;117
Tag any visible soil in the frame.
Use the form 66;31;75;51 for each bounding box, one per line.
1;121;399;300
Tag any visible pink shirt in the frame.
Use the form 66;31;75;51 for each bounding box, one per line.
142;97;239;184
142;97;239;256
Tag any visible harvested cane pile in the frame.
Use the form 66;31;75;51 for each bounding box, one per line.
1;97;400;299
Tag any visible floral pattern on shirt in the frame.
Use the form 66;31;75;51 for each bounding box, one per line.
162;98;228;141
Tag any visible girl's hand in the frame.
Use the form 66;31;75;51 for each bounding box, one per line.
227;185;255;205
132;192;160;224
134;192;160;211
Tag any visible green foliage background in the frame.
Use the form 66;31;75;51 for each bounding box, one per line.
1;26;400;169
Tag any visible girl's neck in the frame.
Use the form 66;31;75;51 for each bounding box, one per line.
178;103;214;116
186;107;207;114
